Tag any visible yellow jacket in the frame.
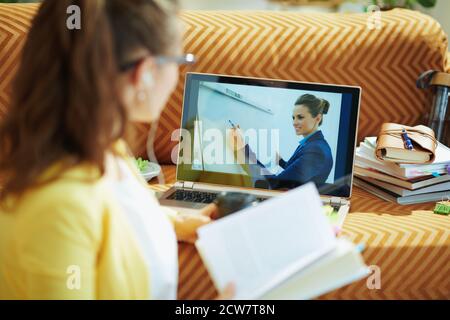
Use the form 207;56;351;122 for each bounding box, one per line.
0;156;151;299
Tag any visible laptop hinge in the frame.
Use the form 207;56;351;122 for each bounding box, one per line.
325;197;350;206
175;181;195;190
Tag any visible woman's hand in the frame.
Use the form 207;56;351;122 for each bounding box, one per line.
173;204;218;244
275;152;282;165
228;125;246;153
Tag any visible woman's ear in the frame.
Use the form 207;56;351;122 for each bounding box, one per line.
131;57;155;88
315;114;323;126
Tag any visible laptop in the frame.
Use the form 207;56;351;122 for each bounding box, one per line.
159;73;361;225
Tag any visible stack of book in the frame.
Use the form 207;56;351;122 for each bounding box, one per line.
354;137;450;205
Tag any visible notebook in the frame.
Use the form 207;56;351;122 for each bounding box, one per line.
354;177;450;205
357;176;450;197
357;138;450;179
354;166;450;190
376;123;436;164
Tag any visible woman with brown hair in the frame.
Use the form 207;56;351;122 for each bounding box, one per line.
0;0;232;300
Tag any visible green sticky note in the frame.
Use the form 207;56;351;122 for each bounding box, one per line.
324;205;340;224
434;202;450;216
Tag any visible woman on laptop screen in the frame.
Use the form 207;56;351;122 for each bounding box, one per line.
231;94;333;190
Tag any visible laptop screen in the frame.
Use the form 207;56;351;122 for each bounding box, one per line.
176;73;361;198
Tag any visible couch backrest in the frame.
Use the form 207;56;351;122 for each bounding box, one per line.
1;4;448;164
0;4;37;119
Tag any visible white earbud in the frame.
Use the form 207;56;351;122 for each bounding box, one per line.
143;72;154;86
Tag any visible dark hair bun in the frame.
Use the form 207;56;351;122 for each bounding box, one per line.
295;94;330;126
321;99;330;115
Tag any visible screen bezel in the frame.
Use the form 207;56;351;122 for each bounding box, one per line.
176;72;361;198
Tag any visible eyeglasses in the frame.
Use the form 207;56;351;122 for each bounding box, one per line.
155;53;196;65
119;53;196;72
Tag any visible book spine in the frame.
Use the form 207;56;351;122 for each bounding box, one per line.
353;178;398;203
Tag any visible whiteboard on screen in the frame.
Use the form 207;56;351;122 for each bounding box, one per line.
196;82;342;183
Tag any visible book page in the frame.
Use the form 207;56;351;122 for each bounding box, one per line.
196;183;337;299
261;239;369;300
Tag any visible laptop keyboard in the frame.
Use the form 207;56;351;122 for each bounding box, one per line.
168;190;219;204
168;189;269;204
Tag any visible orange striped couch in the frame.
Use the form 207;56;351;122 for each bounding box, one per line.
1;4;449;300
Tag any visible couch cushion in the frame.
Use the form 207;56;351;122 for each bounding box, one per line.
1;5;449;164
151;165;449;300
149;8;449;163
0;4;38;118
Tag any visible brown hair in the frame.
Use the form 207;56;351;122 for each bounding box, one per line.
295;94;330;126
0;0;179;202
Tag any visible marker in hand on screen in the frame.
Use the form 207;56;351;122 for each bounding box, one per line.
229;120;244;151
228;120;237;129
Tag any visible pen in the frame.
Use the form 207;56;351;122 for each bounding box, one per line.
228;120;236;129
402;129;414;150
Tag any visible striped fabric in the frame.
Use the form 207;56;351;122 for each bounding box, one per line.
151;8;449;164
2;5;448;163
1;4;449;300
0;4;38;118
152;166;450;300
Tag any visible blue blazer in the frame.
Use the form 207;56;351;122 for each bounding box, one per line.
262;131;333;190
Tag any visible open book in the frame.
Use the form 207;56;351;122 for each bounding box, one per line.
195;183;368;300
